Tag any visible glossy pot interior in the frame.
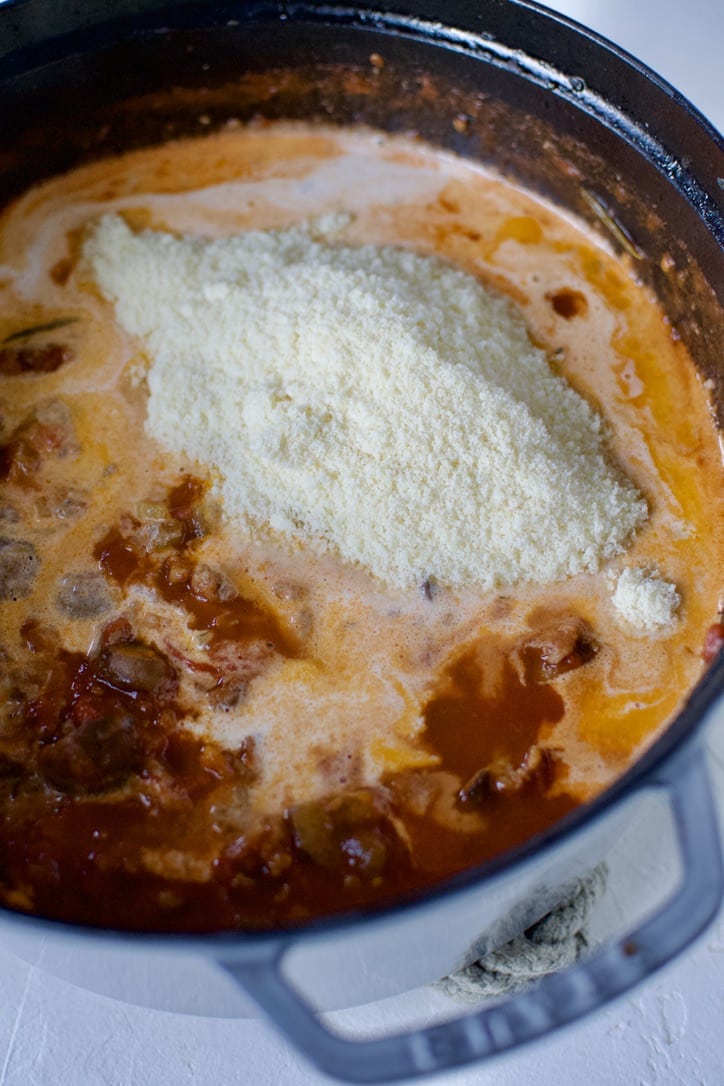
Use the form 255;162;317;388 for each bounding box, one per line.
2;1;722;406
1;0;723;1012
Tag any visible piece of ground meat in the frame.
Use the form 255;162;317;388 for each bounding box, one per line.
0;400;78;485
0;343;73;375
0;538;40;600
289;789;394;878
520;618;598;682
97;640;178;697
458;745;554;807
56;571;112;618
37;711;142;795
702;623;724;663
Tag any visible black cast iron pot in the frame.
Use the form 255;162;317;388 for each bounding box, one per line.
0;2;723;1081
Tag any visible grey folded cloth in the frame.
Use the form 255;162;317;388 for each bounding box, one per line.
437;864;607;1003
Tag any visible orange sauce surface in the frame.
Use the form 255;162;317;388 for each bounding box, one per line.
0;125;721;931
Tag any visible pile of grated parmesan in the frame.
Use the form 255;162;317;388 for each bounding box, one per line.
611;567;680;629
86;214;647;589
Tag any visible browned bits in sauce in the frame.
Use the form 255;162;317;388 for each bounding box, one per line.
0;575;582;929
166;476;209;545
424;645;564;779
37;711;143;795
20;616;58;654
546;288;589;319
702;623;724;663
519;618;598;682
50;258;74;286
452;114;472;136
458;745;555;807
97;640;178;696
94;528;141;584
289;789;401;877
0;343;74;375
93;476;299;657
391;642;579;874
0;401;76;486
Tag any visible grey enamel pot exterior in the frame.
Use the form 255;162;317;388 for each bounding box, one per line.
0;2;723;1080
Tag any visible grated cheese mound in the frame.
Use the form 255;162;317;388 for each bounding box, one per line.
86;214;647;589
611;567;680;629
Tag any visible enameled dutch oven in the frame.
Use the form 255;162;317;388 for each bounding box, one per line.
1;1;723;1080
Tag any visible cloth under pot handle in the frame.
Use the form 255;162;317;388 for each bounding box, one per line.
218;745;723;1083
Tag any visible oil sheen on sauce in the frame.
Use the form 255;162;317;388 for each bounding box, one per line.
0;125;721;931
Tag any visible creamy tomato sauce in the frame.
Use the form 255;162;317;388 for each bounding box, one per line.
0;125;721;931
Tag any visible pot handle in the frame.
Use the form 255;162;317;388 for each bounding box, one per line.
219;746;723;1083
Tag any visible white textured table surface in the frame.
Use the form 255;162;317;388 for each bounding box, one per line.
1;2;723;1084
